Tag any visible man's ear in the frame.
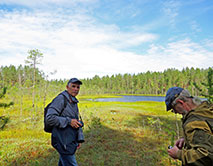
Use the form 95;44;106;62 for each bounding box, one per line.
176;99;184;105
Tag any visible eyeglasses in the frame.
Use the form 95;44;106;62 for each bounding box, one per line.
171;93;181;105
71;85;80;89
171;109;177;113
169;92;181;112
171;102;178;113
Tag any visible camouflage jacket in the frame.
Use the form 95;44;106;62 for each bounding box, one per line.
177;101;213;166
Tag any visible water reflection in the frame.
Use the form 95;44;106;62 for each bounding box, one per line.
94;95;207;102
95;95;165;102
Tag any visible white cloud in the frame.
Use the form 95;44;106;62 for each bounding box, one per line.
146;38;213;70
203;39;213;50
40;38;213;79
0;10;157;79
190;20;201;32
162;0;181;27
0;0;97;8
0;7;212;80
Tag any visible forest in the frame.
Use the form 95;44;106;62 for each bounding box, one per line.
0;64;211;96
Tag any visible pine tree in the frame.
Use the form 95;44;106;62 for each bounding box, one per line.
25;49;43;116
193;67;213;103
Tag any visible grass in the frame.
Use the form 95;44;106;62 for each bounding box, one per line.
0;94;182;166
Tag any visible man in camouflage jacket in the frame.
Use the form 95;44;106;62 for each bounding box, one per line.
165;87;213;166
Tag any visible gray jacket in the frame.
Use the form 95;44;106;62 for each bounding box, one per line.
46;90;79;128
46;90;80;155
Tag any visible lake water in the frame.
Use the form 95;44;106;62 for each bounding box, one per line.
95;95;165;102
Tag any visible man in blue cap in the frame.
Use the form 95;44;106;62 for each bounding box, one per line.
46;78;84;166
165;87;213;166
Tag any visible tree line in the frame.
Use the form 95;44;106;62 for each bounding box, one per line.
0;63;212;96
0;49;212;98
82;67;212;96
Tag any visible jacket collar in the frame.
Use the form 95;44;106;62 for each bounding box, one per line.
182;101;209;122
63;90;79;103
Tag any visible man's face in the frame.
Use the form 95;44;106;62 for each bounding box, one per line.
172;101;188;115
66;83;80;97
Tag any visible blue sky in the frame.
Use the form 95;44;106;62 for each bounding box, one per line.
0;0;212;79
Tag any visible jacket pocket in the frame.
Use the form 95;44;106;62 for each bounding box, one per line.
51;126;78;155
192;129;213;153
64;127;78;154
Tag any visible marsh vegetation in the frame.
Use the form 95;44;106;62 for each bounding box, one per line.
0;92;183;166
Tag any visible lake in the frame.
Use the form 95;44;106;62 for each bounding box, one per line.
94;95;165;102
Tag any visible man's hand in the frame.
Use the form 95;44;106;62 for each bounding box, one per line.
70;119;82;128
77;143;81;150
175;137;184;149
168;146;179;159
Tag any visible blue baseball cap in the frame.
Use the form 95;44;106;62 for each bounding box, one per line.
165;87;184;111
67;78;82;85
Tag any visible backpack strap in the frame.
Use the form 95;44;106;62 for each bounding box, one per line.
58;93;68;116
60;92;83;121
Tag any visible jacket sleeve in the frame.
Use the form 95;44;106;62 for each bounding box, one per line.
45;95;71;128
177;120;213;165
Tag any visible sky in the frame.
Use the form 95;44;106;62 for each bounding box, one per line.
0;0;212;80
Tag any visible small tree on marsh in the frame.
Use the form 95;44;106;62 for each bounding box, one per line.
25;49;43;115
